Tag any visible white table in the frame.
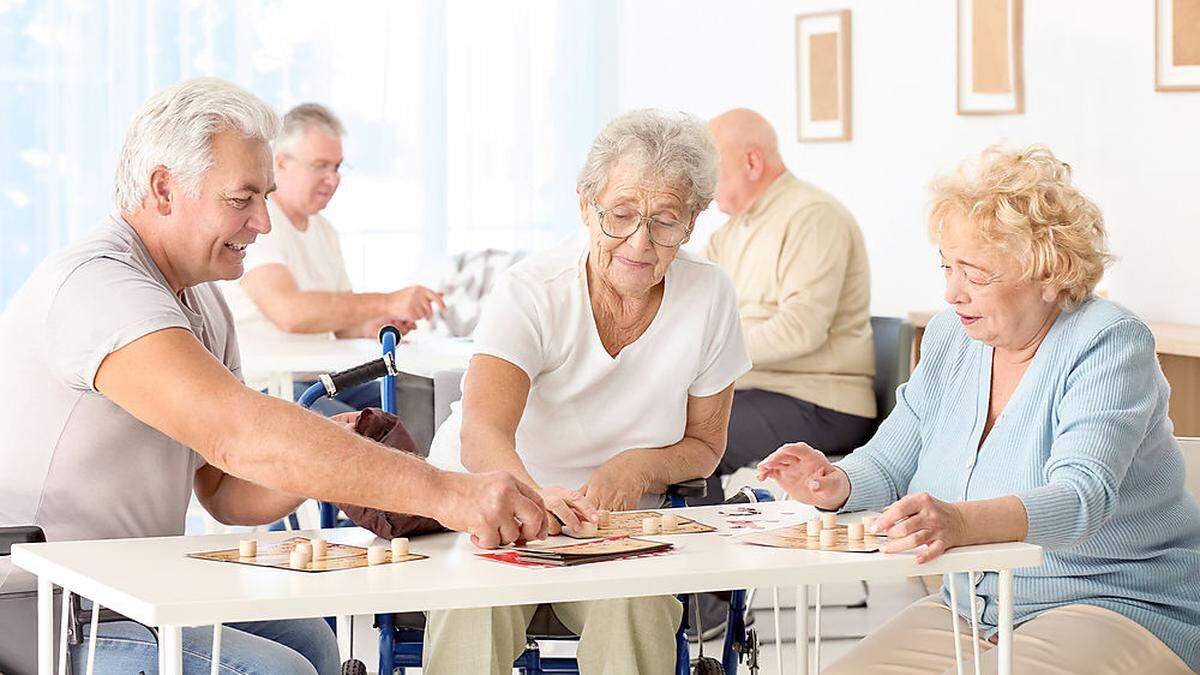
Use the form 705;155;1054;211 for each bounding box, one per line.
12;502;1043;675
241;336;475;400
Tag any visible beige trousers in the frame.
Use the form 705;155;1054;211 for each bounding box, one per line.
826;595;1191;675
423;596;682;675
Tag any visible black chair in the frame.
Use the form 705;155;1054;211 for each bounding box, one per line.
1;526;54;675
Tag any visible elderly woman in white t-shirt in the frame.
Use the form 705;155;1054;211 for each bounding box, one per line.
422;109;751;674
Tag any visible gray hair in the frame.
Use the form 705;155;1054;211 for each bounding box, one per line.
113;77;279;214
576;109;718;214
274;103;346;155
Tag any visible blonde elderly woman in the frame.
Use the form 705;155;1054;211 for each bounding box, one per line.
422;109;750;674
758;146;1200;674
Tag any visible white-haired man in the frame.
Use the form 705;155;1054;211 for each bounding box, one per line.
0;77;547;674
223;103;444;414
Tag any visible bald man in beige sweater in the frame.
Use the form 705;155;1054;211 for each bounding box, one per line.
698;109;876;504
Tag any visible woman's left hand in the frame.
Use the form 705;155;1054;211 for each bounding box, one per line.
582;452;653;511
874;492;970;564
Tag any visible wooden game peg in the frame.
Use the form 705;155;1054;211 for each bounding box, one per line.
806;519;822;537
238;540;257;558
847;522;865;541
820;512;838;529
293;541;312;559
660;513;681;531
391;538;409;559
289;548;309;568
819;528;836;548
576;522;598;538
642;516;661;535
310;539;328;560
597;510;611;528
862;515;877;532
367;545;389;565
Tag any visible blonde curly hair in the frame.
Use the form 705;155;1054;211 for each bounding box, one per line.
928;145;1113;309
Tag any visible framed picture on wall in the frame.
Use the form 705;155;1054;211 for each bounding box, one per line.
795;10;852;142
956;0;1024;115
1157;0;1200;90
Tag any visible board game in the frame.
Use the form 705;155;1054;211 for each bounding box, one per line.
562;510;715;539
187;536;427;573
480;536;675;568
739;522;885;553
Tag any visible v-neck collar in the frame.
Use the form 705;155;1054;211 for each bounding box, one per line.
578;246;671;362
971;312;1065;454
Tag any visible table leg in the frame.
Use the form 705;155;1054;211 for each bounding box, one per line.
968;572;981;675
947;573;964;675
160;626;183;675
796;585;809;675
813;584;822;672
86;600;100;675
772;587;783;675
58;589;70;675
997;570;1014;675
210;624;222;675
38;577;53;675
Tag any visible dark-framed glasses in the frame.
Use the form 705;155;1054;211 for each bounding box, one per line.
591;201;691;247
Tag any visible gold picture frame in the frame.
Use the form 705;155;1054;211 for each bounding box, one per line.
796;10;852;142
956;0;1024;115
1156;0;1200;91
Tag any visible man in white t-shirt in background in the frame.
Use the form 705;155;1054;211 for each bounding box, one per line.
224;103;444;414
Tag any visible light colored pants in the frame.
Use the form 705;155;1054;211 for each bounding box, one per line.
423;596;682;675
826;595;1191;675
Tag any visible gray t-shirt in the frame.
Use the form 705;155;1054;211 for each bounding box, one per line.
0;215;241;592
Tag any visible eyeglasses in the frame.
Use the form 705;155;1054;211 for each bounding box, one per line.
591;201;691;248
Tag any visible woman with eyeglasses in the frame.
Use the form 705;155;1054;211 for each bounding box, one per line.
421;109;751;674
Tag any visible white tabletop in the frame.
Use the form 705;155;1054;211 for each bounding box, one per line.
12;502;1043;629
240;335;474;382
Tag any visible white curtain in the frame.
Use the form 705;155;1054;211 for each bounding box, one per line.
0;0;617;304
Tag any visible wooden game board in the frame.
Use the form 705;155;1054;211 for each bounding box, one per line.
187;536;427;573
738;524;885;553
481;536;675;568
563;510;716;539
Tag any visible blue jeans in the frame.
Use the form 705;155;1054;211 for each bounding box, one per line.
70;617;339;674
292;380;382;417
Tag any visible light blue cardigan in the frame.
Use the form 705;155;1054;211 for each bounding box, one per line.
837;298;1200;670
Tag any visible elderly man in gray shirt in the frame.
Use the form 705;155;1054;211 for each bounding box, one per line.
0;77;548;675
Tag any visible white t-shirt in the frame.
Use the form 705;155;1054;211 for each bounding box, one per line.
221;198;353;388
427;236;751;494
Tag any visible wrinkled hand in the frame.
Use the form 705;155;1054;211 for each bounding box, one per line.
433;471;549;549
386;285;446;323
330;411;362;431
756;442;850;510
582;452;652;512
538;486;598;535
874;492;968;563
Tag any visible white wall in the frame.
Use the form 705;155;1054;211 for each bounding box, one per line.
614;0;1200;323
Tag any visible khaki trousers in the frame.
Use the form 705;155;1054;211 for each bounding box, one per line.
826;595;1191;675
423;595;682;675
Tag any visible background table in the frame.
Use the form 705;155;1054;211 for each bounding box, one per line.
13;502;1043;675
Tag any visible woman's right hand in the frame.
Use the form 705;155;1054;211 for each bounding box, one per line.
537;486;598;536
756;442;851;510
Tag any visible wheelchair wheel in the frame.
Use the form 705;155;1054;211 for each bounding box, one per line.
340;658;367;675
692;656;723;675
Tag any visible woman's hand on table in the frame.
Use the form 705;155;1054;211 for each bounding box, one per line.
582;452;653;512
756;442;850;510
874;492;969;563
538;486;599;536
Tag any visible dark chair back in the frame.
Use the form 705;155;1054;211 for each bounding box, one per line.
870;316;914;422
1;525;54;675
